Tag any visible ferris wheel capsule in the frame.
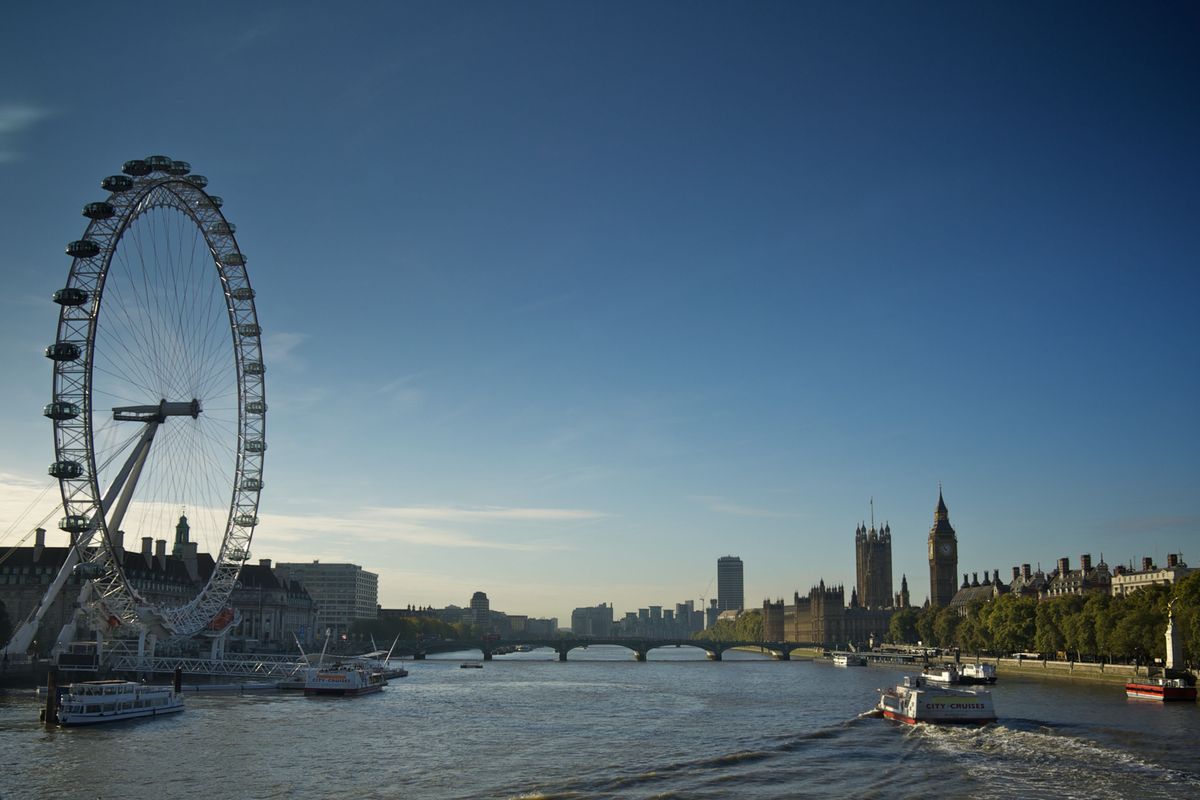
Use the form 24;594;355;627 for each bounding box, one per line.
44;157;267;638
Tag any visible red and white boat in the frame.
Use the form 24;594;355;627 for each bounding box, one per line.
877;675;996;725
1125;677;1197;702
304;663;387;697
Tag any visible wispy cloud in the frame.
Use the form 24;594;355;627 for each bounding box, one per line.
261;331;308;364
692;495;793;519
0;473;60;545
0;472;603;556
257;503;603;553
376;373;425;412
358;505;608;523
0;104;51;163
1104;515;1200;535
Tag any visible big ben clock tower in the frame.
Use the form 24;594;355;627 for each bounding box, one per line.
927;488;958;607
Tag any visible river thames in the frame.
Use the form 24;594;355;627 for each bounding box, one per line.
2;646;1198;799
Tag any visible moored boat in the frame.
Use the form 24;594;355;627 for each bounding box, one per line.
833;653;866;667
1125;678;1197;702
922;664;961;684
876;675;996;725
45;679;185;726
959;662;997;684
303;663;387;696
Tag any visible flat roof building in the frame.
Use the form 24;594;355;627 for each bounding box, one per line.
276;561;378;640
717;555;744;613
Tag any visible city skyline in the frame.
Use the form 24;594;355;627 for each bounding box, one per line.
1;4;1197;624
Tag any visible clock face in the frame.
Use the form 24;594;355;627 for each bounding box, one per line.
939;542;953;557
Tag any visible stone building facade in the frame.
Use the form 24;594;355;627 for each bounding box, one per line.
762;581;893;647
1;525;316;656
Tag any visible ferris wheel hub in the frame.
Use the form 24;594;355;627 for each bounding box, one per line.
111;399;202;422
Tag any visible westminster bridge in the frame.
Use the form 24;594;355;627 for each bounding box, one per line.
397;637;822;662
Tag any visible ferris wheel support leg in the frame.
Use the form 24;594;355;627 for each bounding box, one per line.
49;581;95;658
136;630;156;669
101;421;161;555
2;422;162;659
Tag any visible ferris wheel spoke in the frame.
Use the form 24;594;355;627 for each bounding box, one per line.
43;156;265;643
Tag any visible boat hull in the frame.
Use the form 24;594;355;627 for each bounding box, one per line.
59;703;185;726
304;684;385;697
1125;683;1197;702
880;709;995;726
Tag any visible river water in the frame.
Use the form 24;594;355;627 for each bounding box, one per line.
2;646;1198;799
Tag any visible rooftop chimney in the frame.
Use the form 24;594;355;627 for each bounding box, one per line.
1167;553;1179;568
110;529;125;562
1012;566;1020;581
993;569;1001;585
1057;557;1070;576
141;536;152;555
155;539;167;570
260;558;272;569
182;541;199;581
1021;564;1032;580
1142;556;1153;571
1080;554;1092;571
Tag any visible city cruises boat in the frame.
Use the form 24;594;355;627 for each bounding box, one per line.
959;662;997;684
833;653;866;667
45;680;185;726
1125;677;1197;702
876;675;996;725
303;663;387;697
922;664;961;684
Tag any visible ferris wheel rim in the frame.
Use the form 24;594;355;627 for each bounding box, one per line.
47;156;266;638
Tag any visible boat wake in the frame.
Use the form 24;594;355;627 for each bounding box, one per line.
910;721;1200;799
499;717;872;799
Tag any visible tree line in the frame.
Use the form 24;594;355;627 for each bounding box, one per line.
886;572;1200;666
693;609;763;642
348;615;474;644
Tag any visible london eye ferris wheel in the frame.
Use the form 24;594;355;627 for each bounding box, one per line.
36;155;266;645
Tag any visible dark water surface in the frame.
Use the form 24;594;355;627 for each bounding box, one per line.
3;646;1198;799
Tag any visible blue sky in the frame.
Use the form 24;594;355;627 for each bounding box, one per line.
1;2;1197;623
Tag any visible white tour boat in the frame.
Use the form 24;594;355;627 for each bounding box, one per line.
877;675;996;725
921;664;961;684
959;662;997;684
46;680;185;726
833;653;866;667
303;663;387;697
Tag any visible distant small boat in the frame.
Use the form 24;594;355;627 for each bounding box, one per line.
1126;677;1197;702
460;662;483;669
833;653;866;667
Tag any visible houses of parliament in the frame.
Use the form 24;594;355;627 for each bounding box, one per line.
762;490;959;645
